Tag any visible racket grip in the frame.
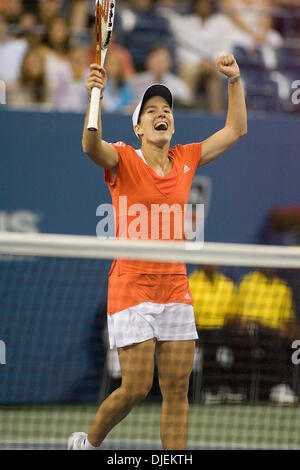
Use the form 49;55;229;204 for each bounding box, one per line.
87;87;101;131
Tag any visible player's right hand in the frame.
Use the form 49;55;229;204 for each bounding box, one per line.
85;64;107;99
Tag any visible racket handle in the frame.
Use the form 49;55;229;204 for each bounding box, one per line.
87;87;101;131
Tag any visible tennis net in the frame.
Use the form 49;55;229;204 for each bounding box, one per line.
0;232;300;450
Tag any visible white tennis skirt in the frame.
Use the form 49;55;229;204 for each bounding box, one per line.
107;302;199;350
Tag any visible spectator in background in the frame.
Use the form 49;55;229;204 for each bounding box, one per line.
41;16;71;104
129;44;191;107
120;0;174;71
37;0;62;26
108;38;136;80
69;0;89;30
273;0;300;39
231;267;298;403
174;0;234;112
154;0;188;16
1;0;23;24
15;12;43;48
236;268;296;330
102;48;135;113
87;34;136;81
6;46;50;109
189;265;239;403
0;12;28;84
43;15;70;60
51;45;89;111
220;0;283;49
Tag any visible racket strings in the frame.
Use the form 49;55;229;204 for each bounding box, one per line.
101;0;110;23
101;2;113;49
87;0;115;131
94;0;115;66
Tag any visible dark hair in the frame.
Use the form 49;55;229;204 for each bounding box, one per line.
44;15;70;54
191;0;217;15
20;47;47;102
105;50;127;89
147;44;170;57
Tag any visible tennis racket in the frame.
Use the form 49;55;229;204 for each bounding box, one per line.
87;0;115;131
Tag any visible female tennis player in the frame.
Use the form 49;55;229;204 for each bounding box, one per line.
68;54;247;450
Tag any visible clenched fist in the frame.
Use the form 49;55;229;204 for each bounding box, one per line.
85;64;108;99
216;55;240;80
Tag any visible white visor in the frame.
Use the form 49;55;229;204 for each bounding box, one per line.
132;84;173;138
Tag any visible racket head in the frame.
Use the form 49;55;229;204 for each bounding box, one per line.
95;0;115;67
88;0;115;131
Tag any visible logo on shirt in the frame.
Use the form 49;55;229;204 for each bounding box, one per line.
112;141;126;147
184;165;191;174
184;292;191;300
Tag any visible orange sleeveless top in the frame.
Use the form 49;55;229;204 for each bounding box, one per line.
104;142;202;275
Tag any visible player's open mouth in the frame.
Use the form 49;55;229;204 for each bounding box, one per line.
154;122;168;131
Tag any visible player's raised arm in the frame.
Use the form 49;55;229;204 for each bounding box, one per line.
199;55;247;167
82;64;119;170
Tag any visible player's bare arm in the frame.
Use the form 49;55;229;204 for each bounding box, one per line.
199;54;247;167
82;64;119;170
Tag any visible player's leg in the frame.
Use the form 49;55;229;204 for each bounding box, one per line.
156;339;195;450
87;338;156;447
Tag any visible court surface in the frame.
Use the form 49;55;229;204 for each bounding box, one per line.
1;402;299;450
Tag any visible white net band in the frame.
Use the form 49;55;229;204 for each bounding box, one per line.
0;232;299;268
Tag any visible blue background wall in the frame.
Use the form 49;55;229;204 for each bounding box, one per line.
1;109;299;243
0;109;299;403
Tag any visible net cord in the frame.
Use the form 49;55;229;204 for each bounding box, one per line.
0;232;299;268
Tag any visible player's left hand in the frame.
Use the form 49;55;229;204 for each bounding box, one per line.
216;55;240;79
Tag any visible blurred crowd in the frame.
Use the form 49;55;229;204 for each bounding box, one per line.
0;0;299;113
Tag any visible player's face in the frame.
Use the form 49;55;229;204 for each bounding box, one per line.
136;96;175;146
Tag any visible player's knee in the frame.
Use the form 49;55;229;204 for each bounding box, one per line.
121;382;153;405
160;376;189;400
127;388;151;405
133;388;151;404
